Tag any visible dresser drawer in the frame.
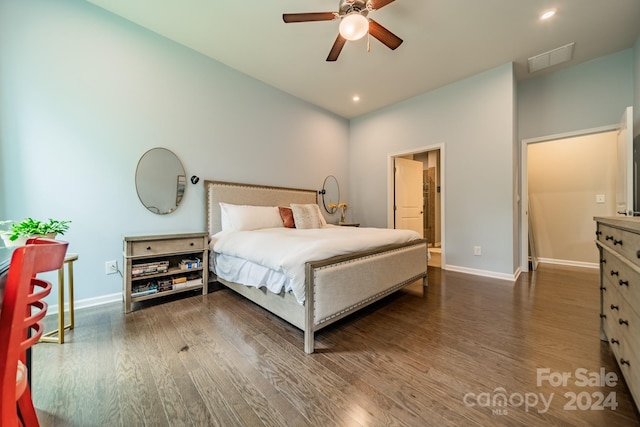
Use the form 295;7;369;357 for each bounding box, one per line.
601;253;630;290
616;299;640;360
616;338;640;408
597;223;640;270
129;236;205;257
602;306;624;358
601;249;640;319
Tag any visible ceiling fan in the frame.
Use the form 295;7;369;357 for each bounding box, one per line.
283;0;403;62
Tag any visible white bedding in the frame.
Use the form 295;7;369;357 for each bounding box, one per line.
210;225;422;304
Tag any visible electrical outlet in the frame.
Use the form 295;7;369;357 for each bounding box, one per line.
105;260;118;275
474;246;482;256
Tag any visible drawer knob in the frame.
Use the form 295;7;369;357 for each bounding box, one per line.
600;286;607;291
619;319;629;326
606;235;614;241
601;258;607;264
620;358;630;366
610;338;620;345
611;270;619;276
190;242;194;246
610;304;619;311
619;280;629;287
596;230;602;236
146;246;152;250
614;239;623;246
600;314;607;319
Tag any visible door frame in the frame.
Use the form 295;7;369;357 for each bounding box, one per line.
519;124;618;272
388;143;445;267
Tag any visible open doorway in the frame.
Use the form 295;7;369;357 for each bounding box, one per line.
520;125;618;271
388;144;444;268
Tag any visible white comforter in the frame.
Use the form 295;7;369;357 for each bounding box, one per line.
211;225;421;304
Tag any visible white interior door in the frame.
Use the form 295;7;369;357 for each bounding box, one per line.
616;106;634;216
394;157;424;237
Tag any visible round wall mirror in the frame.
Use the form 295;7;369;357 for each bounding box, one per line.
135;148;186;215
321;175;340;214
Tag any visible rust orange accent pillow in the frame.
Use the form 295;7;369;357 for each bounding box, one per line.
278;206;295;228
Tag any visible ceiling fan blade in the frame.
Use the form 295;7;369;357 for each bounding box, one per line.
368;19;403;50
369;0;396;10
326;34;347;62
283;12;336;23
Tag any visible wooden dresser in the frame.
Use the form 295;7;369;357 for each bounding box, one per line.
594;216;640;408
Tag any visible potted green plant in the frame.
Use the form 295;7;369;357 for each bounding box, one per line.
0;218;71;247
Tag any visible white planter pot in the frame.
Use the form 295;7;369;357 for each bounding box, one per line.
1;234;27;247
1;233;57;247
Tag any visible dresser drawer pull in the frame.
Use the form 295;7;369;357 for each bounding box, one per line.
610;304;619;311
190;242;194;246
600;314;607;319
619;280;629;287
620;359;630;366
606;235;614;241
613;239;623;246
600;258;607;264
596;230;602;236
611;270;619;276
600;286;607;291
610;338;620;345
619;319;629;326
147;246;152;250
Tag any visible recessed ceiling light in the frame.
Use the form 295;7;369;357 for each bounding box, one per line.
540;9;556;20
352;95;360;102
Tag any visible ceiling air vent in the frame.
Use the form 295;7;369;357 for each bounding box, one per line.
528;42;575;73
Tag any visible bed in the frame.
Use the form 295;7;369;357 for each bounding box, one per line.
205;180;428;353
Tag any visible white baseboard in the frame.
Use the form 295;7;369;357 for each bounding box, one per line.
46;292;122;316
444;265;518;282
535;258;599;269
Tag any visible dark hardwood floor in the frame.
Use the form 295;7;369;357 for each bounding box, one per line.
32;264;640;426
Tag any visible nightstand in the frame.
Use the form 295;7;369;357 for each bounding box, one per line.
123;232;208;313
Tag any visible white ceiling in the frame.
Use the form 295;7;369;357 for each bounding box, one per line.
86;0;640;119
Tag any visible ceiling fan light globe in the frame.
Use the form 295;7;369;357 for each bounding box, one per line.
339;14;369;41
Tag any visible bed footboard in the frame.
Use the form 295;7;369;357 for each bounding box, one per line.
303;239;428;353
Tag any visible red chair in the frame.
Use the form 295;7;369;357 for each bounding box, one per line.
0;238;68;427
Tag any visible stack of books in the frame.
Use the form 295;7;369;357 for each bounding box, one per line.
132;281;158;297
131;260;169;277
179;258;201;270
157;278;172;292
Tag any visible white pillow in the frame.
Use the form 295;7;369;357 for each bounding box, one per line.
219;203;284;231
290;204;326;229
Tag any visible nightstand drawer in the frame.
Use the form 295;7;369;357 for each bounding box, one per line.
129;237;205;257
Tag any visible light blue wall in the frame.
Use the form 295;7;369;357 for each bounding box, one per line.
350;64;517;276
518;49;634;140
0;0;349;307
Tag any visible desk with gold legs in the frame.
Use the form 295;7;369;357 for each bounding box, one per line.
40;253;78;344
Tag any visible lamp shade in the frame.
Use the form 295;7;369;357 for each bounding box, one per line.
339;13;369;41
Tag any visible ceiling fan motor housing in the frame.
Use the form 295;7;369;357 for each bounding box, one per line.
339;0;371;17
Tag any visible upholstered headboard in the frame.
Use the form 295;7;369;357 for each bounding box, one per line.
205;180;318;236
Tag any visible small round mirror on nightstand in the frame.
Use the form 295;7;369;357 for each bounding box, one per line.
135;147;186;215
321;175;340;214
